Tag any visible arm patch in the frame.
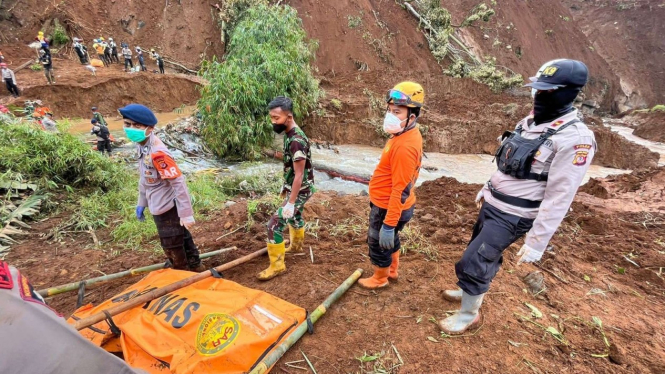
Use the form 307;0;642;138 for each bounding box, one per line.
151;151;182;179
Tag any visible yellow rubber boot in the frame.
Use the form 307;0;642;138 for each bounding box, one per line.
285;225;305;253
257;242;286;281
358;267;390;289
388;251;400;280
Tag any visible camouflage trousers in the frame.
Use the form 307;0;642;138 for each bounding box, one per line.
267;190;313;244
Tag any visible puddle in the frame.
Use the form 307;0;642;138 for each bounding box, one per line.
603;119;665;166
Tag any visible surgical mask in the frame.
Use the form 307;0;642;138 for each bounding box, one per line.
382;112;407;134
124;127;149;143
533;86;581;124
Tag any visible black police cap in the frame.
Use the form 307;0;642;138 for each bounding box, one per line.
524;59;588;90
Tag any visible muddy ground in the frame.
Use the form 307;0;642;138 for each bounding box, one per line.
7;168;665;373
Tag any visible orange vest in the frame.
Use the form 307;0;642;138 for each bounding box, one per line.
368;127;423;226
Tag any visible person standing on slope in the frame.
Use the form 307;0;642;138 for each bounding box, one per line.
258;96;315;281
439;59;596;335
121;103;205;272
358;82;424;289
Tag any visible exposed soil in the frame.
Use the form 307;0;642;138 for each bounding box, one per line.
1;58;203;118
563;0;665;110
631;112;665;143
585;116;660;170
7;170;665;373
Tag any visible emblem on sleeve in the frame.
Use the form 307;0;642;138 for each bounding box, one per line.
573;151;589;166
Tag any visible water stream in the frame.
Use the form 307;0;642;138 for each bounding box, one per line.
603;118;665;166
66;114;639;195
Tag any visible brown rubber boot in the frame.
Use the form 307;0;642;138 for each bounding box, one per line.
285;225;305;253
388;251;400;280
257;242;286;281
358;267;390;289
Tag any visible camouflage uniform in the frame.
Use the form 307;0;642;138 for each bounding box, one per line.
267;127;315;244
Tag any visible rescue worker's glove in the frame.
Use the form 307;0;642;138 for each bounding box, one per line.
516;244;543;264
281;202;295;219
135;206;145;222
180;216;195;229
379;224;395;250
475;188;484;209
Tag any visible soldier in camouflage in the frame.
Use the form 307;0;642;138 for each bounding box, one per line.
258;96;315;281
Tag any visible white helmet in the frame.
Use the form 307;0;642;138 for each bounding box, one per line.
530;59;565;98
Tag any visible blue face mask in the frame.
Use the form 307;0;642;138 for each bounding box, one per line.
124;127;148;143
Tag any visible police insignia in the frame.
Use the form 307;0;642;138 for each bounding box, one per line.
542;66;558;76
573;151;589;166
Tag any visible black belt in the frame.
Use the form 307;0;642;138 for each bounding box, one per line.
487;182;542;209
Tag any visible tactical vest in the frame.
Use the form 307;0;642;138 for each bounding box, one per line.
494;119;578;182
94;124;110;140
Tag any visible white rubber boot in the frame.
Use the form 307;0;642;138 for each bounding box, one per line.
442;288;463;302
438;291;485;335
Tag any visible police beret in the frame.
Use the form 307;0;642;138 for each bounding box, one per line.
118;103;158;127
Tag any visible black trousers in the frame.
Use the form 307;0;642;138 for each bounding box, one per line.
4;79;19;97
124;58;133;70
76;51;87;64
98;54;109;67
158;62;164;74
367;202;413;268
97;139;112;154
455;202;534;295
111;50;119;63
152;204;201;270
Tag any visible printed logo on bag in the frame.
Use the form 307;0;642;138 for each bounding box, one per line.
196;313;240;356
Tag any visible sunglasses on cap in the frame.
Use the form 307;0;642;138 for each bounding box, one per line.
386;89;422;107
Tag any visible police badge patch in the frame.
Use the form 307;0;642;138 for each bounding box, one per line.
573;151;589;166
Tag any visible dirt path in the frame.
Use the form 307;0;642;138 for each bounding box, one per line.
7;171;664;373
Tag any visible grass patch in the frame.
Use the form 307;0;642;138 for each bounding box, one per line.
329;215;367;238
651;104;665;112
400;224;437;261
51;22;70;46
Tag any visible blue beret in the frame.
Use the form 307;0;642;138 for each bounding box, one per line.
118;104;158;127
91;118;97;123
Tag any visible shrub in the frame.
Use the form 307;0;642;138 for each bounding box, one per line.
30;64;42;71
51;23;70;46
0;118;125;190
198;2;321;160
651;104;665;112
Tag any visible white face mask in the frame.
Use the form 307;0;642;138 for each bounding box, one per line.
382;112;407;134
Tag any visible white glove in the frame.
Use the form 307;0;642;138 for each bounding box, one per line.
516;244;544;265
180;216;195;229
475;188;484;209
281;202;295;219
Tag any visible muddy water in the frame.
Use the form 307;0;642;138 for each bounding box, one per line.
603;119;665;166
311;144;630;191
66;106;198;135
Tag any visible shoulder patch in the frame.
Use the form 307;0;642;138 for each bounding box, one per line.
152;150;182;179
0;261;13;289
573;150;589;166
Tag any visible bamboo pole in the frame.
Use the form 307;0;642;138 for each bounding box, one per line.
248;268;363;374
73;247;267;330
37;246;237;297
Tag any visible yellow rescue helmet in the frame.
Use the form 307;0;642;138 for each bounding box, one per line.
386;81;424;108
100;37;105;41
38;31;44;35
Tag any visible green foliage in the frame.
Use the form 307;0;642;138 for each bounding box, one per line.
414;1;522;92
199;3;321;160
51;23;70;46
30;63;42;71
347;14;363;28
651;104;665;112
0;118;125;190
330;98;343;110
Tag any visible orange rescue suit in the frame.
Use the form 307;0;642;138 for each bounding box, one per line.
368;126;423;226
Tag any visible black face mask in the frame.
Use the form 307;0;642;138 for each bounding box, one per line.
533;86;581;124
272;123;287;134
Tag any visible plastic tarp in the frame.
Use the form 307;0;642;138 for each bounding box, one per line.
68;269;306;373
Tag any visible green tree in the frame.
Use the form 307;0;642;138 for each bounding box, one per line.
198;3;321;160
